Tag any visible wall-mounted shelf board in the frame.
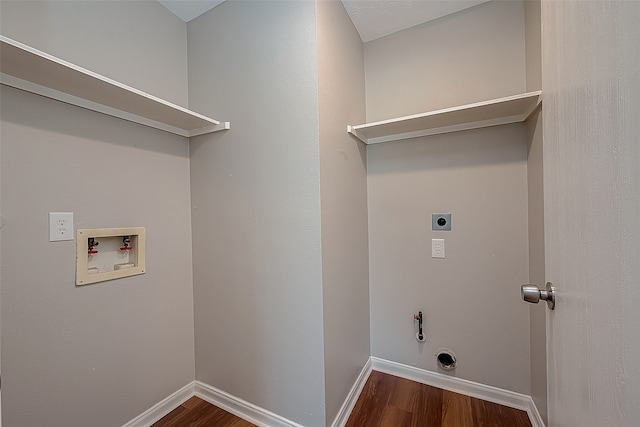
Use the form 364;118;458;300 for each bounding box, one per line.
0;35;229;138
347;91;542;144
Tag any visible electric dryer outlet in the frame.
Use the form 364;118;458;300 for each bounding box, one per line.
432;213;451;231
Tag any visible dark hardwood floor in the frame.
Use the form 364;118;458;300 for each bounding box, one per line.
346;371;532;427
152;396;256;427
153;371;531;426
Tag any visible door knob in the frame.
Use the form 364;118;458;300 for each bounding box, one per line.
521;282;556;310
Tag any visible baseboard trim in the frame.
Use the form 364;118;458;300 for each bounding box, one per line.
329;358;372;427
121;381;195;427
370;357;545;427
526;399;546;427
195;381;304;427
122;359;544;427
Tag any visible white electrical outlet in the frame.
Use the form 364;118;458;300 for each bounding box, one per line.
49;212;74;242
432;239;445;259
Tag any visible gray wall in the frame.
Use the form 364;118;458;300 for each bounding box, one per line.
316;1;370;424
365;1;532;394
0;39;3;427
0;2;195;426
364;0;526;122
0;0;189;106
524;0;546;422
526;109;547;422
525;0;542;93
367;125;531;393
187;2;326;426
0;1;549;424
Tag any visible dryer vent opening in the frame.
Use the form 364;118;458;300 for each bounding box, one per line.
436;348;457;371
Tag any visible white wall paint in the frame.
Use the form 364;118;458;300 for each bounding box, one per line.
542;0;640;425
0;0;189;106
187;2;326;426
367;124;531;394
363;0;526;122
316;1;370;424
0;2;195;426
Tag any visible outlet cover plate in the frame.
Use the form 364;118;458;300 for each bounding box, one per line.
432;213;451;231
49;212;74;241
432;239;445;258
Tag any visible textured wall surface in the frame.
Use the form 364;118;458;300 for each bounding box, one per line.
542;0;640;425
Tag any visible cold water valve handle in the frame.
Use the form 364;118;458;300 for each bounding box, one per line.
414;311;426;342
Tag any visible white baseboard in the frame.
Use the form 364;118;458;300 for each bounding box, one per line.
121;381;195;427
195;381;304;427
370;357;545;427
329;359;372;427
526;401;546;427
122;359;544;427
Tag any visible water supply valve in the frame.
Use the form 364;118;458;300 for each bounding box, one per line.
414;311;426;342
120;235;132;251
88;237;99;254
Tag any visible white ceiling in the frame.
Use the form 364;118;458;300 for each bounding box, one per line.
158;0;490;42
341;0;490;41
158;0;225;22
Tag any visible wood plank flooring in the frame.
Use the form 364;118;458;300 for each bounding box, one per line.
152;396;256;427
152;371;532;426
346;371;532;427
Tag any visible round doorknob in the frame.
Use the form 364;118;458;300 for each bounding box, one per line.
521;285;542;303
521;282;556;310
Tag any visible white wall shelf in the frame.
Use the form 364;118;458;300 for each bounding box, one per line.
0;35;229;138
347;91;541;144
